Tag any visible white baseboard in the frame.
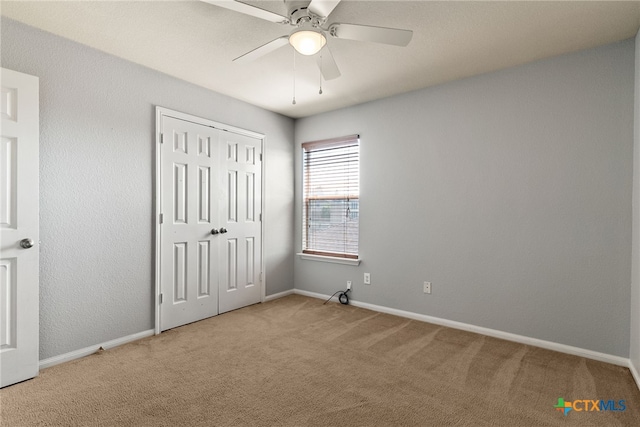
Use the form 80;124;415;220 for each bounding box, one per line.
264;289;295;302
294;289;630;368
37;293;639;392
630;359;640;391
39;329;155;370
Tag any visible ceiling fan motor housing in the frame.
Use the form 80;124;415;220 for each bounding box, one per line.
287;1;310;20
287;1;325;28
290;7;310;26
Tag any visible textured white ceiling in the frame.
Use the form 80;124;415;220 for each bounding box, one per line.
2;1;640;118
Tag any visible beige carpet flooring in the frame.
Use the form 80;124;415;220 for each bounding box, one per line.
1;294;639;426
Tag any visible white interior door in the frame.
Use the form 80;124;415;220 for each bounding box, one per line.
0;68;39;388
219;131;262;314
159;116;220;331
158;110;263;330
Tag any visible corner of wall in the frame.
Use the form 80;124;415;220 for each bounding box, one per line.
630;28;640;390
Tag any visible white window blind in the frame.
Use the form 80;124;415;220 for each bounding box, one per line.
302;135;359;259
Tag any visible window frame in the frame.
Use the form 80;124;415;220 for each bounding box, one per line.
301;135;360;262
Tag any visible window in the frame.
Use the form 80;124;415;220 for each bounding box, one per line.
302;135;359;259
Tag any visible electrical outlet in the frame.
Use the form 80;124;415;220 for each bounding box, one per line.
423;281;431;294
364;273;371;285
347;281;352;290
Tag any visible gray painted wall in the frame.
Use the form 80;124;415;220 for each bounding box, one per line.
631;29;640;375
294;39;635;357
1;18;295;360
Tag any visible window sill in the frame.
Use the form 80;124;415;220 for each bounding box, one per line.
297;253;361;266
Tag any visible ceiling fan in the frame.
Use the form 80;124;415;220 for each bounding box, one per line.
202;0;413;80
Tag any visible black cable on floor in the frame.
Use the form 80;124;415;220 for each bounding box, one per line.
323;288;351;305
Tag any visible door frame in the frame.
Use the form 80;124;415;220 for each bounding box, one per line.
154;107;266;334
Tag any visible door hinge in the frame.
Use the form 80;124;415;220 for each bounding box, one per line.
259;153;263;161
160;133;165;144
159;293;163;304
260;272;263;283
159;213;164;224
259;213;262;222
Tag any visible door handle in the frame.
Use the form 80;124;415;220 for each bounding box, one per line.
211;229;219;235
219;228;228;234
20;238;34;249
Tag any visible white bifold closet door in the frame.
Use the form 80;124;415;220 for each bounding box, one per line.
159;113;262;332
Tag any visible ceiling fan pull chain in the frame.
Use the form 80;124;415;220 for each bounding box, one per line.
292;50;297;105
319;51;323;95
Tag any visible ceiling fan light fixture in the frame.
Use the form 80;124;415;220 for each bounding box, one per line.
289;29;326;55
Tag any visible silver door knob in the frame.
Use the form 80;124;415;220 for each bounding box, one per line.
211;229;219;235
20;238;34;249
219;228;228;234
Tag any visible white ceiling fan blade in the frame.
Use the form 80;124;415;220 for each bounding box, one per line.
233;36;289;63
201;0;288;24
329;23;413;46
316;45;341;80
308;0;341;19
